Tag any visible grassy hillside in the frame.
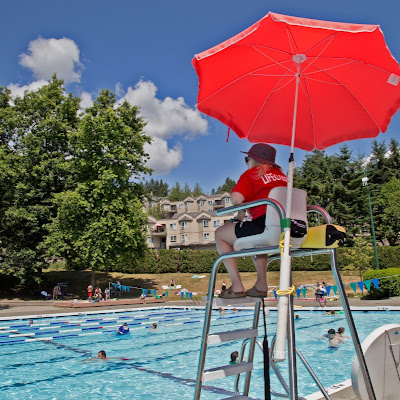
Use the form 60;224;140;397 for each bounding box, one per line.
0;268;362;300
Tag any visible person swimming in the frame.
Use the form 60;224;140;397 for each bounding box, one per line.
327;328;346;348
84;350;108;361
230;351;239;364
117;322;130;335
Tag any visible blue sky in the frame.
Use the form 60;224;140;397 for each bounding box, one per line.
1;0;400;193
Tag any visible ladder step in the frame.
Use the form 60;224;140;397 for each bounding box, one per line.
208;328;258;344
220;396;250;400
202;362;253;382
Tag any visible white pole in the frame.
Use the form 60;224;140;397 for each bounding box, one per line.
273;59;301;362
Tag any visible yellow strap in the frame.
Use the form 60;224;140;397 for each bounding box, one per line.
279;233;285;255
276;285;296;296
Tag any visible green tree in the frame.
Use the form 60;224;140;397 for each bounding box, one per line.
45;90;152;281
142;178;169;197
0;78;80;284
148;202;168;219
215;177;236;193
343;236;373;280
386;139;400;178
182;183;192;198
192;183;204;197
168;182;184;201
380;176;400;245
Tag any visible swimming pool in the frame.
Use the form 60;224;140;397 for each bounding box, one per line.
0;307;398;399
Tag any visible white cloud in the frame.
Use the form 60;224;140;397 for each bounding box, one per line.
19;37;82;84
115;82;125;98
144;138;183;175
118;79;208;175
7;80;48;98
119;80;208;139
80;92;94;109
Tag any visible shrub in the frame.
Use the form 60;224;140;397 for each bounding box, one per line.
119;246;400;274
363;268;400;298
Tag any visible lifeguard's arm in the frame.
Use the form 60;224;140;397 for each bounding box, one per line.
231;192;245;220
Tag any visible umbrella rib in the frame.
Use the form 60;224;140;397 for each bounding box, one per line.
302;35;336;74
306;56;396;75
302;77;342;85
197;57;295;106
247;65;296;136
303;32;339;58
311;64;382;131
300;60;355;77
285;25;300;55
251;46;295;74
298;63;317;149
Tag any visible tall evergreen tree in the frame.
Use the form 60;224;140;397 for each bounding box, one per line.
192;183;204;197
182;183;192;198
215;177;236;194
380;176;400;245
168;182;184;201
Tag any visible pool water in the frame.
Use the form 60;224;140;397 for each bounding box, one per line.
0;308;398;399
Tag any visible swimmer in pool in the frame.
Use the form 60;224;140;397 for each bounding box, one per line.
337;327;350;339
151;323;158;330
327;329;346;348
230;351;239;364
84;350;109;361
117;322;130;335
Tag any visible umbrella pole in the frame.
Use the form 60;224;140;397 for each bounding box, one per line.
273;62;301;366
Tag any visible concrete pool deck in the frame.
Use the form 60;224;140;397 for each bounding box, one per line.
0;296;398;400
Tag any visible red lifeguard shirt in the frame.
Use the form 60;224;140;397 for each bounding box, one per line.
231;166;288;220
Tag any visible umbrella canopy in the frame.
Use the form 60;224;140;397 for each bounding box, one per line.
193;12;400;151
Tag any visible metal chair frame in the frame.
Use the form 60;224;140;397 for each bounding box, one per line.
194;199;376;400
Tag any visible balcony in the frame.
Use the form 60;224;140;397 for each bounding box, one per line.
213;200;224;209
152;227;167;236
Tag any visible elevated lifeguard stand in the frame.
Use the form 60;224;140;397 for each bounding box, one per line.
194;188;376;400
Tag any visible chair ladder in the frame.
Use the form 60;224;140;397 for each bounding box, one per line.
194;292;262;400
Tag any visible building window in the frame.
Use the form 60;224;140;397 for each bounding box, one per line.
213;220;220;228
202;220;209;228
203;233;210;241
199;200;205;206
224;197;230;204
208;200;213;205
163;204;169;210
180;221;187;229
178;203;183;208
170;235;177;243
185;201;190;208
147;237;153;244
170;223;176;230
181;234;187;242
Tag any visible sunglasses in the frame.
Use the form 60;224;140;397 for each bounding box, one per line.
245;156;250;163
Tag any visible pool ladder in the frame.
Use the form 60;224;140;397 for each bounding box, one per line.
196;295;263;399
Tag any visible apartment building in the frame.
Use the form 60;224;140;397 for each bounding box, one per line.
145;193;236;250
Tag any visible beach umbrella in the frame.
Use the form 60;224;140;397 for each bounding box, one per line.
192;10;400;371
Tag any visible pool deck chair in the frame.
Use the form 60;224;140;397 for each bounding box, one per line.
194;187;377;400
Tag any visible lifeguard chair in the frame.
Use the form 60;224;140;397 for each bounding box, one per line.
194;188;376;400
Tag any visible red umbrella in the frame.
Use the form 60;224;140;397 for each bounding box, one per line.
192;11;400;387
193;12;400;150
